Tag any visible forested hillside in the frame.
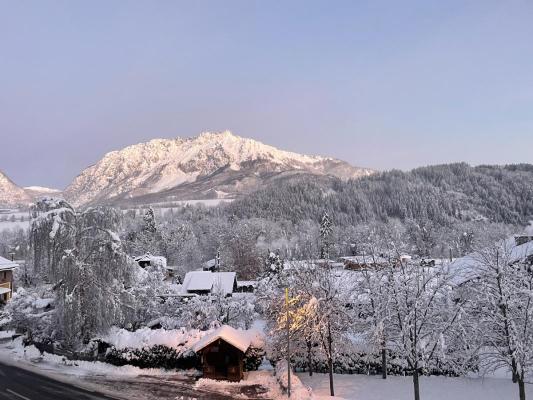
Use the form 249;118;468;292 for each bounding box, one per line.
227;163;533;227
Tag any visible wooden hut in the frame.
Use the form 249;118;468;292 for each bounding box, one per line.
193;325;251;382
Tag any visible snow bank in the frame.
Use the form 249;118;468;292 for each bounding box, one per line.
103;326;205;350
0;337;176;378
275;360;312;400
103;325;264;352
195;370;285;399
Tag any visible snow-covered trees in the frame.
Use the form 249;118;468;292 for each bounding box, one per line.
468;242;533;400
353;264;391;379
265;251;283;276
261;260;352;397
179;294;256;330
29;198;76;282
26;199;137;349
142;207;157;234
54;207;135;348
386;261;468;400
320;212;333;259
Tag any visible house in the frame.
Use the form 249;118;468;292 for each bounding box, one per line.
340;255;389;270
449;236;533;286
236;280;257;293
515;235;533;246
0;256;18;303
192;325;251;381
180;271;237;296
134;253;167;269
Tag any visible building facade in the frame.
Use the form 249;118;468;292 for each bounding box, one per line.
0;256;18;303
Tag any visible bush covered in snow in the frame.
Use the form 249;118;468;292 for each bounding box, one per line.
105;344;200;370
243;345;266;372
285;348;473;377
1;286;56;342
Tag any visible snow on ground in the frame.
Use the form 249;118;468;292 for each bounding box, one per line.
196;371;284;399
0;330;15;340
298;372;533;400
0;335;282;400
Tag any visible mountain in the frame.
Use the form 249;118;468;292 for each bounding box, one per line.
24;186;62;200
0;171;31;207
227;163;533;227
63;131;374;207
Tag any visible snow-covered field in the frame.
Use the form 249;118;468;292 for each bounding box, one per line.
0;209;30;231
298;372;533;400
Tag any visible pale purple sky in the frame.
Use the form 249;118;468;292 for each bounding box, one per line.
1;0;533;189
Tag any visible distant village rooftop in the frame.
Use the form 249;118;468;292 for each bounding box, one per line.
180;271;237;296
0;256;18;271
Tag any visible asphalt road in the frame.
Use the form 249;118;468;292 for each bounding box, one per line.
0;362;120;400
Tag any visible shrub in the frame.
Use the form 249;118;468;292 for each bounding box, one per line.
105;345;200;370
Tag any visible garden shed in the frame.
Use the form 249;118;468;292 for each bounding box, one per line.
193;325;251;382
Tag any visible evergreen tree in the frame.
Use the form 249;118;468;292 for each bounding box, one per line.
320;212;333;259
142;207;157;234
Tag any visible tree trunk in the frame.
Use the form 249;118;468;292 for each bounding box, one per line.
518;377;526;400
413;369;420;400
381;347;387;379
328;322;334;397
307;340;313;376
512;359;518;383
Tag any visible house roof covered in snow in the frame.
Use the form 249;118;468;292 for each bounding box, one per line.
340;255;389;264
181;271;237;295
0;256;18;271
134;253;152;262
448;237;533;285
192;325;251;353
237;280;257;287
134;253;167;268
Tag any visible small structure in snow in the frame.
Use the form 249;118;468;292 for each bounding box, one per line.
193;325;251;381
134;253;167;270
0;256;18;302
180;271;237;296
236;280;257;293
515;235;533;246
340;255;389;270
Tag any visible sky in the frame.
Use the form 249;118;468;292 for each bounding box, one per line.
1;0;533;189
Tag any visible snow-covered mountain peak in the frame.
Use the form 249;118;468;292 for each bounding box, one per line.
0;170;31;207
63;131;374;206
24;186;61;193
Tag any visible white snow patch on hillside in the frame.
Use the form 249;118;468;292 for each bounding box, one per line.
24;186;61;193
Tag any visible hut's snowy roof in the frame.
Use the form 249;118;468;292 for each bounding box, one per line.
0;256;18;271
192;325;251;353
134;253;152;262
181;271;236;295
134;253;167;268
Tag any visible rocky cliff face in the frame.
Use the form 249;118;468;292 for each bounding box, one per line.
64;131;373;206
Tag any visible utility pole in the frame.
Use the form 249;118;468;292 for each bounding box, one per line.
286;287;291;398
